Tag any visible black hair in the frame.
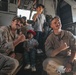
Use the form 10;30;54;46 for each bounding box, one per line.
36;4;45;8
22;16;27;21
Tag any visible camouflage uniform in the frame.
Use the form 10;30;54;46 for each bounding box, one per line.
43;30;76;75
0;26;19;75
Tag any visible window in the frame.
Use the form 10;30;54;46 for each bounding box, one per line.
17;8;31;20
30;11;37;20
0;0;8;11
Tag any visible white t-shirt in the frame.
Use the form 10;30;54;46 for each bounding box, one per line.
33;14;46;32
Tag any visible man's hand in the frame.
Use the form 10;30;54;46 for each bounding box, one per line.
18;33;26;43
13;33;26;47
10;53;16;58
50;40;69;57
65;63;72;72
60;40;69;51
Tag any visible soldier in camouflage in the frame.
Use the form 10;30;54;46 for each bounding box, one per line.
0;16;25;75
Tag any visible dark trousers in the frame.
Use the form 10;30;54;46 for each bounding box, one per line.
34;31;43;49
24;48;36;66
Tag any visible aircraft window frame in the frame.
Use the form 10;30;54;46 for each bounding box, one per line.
17;8;37;20
30;10;37;20
17;8;31;20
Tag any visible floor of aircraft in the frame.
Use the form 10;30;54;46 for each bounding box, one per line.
16;53;47;75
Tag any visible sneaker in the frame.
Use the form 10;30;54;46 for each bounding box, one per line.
37;49;43;54
31;66;36;71
24;64;30;69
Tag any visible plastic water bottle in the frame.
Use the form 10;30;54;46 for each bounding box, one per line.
56;66;66;74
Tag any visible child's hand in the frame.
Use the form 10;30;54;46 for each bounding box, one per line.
34;44;38;48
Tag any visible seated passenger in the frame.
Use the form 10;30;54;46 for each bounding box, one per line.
43;16;76;75
0;16;26;75
21;16;34;36
23;30;38;71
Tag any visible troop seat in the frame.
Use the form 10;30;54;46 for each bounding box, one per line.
12;53;23;75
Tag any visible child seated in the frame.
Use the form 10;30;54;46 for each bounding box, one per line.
23;30;38;71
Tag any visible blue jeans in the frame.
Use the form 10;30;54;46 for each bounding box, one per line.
24;48;36;66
